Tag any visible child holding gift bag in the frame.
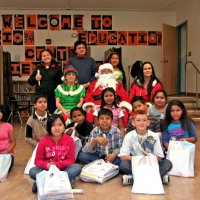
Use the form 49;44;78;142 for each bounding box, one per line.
119;110;172;185
162;99;198;150
29;114;81;193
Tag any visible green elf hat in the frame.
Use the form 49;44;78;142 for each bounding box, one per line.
64;65;78;77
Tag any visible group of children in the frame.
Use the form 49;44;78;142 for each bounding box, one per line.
0;86;197;193
22;87;198;193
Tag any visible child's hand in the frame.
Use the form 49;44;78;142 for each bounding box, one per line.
105;153;117;163
95;137;108;146
66;128;74;136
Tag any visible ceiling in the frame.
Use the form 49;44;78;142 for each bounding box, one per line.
0;0;189;11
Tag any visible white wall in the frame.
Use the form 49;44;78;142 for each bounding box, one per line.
0;9;176;84
176;0;200;93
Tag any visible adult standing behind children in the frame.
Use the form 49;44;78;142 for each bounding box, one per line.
66;40;97;88
129;61;163;104
0;105;16;172
105;51;127;90
28;49;63;114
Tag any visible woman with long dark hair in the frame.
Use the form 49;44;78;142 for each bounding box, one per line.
129;61;163;104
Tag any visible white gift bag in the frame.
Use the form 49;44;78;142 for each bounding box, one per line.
80;159;119;184
36;165;73;200
132;155;164;194
167;141;195;177
24;144;38;174
0;154;12;182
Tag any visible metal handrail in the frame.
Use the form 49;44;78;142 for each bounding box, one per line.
185;61;200;109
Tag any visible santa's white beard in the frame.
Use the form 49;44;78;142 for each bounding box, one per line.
94;73;117;91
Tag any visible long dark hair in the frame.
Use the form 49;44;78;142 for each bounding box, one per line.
101;87;118;109
162;99;194;131
105;52;127;89
136;61;162;96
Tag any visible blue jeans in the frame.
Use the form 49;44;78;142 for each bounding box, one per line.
78;151;121;166
120;158;172;178
29;164;82;182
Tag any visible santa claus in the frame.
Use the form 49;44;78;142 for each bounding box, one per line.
84;63;129;106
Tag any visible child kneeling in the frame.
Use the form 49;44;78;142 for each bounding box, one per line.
119;110;172;185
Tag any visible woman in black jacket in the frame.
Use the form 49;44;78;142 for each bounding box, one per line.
28;49;62;113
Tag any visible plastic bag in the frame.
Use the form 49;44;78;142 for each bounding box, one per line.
132;155;164;194
80;159;119;184
36;165;73;200
0;154;12;182
167;140;195;177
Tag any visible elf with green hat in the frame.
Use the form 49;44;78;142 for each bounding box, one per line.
54;65;86;124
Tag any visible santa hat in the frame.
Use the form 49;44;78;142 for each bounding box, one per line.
82;102;95;111
119;101;132;113
95;63;114;78
64;65;78;77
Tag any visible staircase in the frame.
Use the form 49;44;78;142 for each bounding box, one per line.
168;96;200;123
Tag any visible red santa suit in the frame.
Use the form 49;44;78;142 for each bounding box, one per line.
84;63;129;106
84;79;129;105
129;81;163;103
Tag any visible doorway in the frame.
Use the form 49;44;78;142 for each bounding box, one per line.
177;21;188;94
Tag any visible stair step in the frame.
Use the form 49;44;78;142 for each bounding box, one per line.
167;95;200;122
168;96;196;103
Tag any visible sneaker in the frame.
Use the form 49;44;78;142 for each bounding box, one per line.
122;174;133;185
162;175;170;185
32;182;37;193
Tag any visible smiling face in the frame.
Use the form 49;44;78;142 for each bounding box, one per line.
75;44;86;57
110;53;119;68
143;63;152;78
98;114;112;132
170;105;183;123
51;118;65;138
41;51;52;65
104;91;115;106
132;114;150;134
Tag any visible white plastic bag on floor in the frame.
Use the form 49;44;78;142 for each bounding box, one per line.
24;144;38;174
132;155;164;194
167;140;195;177
0;154;12;182
80;159;119;184
36;165;73;200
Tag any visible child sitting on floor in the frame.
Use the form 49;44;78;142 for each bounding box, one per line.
119;110;172;185
78;108;123;166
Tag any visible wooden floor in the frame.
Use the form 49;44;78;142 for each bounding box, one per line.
1;122;200;200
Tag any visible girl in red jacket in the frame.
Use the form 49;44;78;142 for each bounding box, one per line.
29;114;81;193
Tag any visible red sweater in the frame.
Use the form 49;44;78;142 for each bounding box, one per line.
129;82;163;102
35;134;75;170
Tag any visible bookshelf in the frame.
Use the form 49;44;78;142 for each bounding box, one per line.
12;80;34;118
